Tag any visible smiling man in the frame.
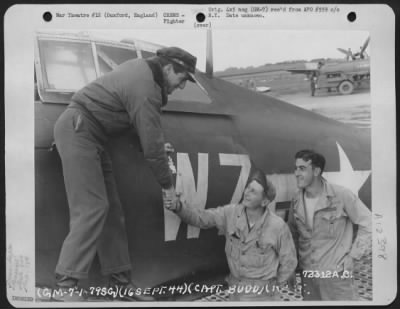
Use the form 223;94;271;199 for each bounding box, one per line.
53;46;196;301
288;149;371;301
165;169;297;301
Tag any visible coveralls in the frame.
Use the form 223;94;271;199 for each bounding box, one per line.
176;203;297;301
54;57;173;279
288;179;372;300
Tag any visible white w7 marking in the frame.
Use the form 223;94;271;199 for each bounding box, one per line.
219;154;251;204
164;153;250;241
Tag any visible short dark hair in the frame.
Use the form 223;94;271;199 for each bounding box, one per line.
295;149;326;174
158;56;186;74
247;169;276;202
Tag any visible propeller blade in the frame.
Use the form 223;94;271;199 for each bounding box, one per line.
337;48;353;57
206;29;213;77
337;48;353;60
360;36;370;54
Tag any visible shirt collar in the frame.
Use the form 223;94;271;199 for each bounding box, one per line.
293;177;336;215
145;57;168;106
293;177;335;200
240;204;270;231
322;177;336;198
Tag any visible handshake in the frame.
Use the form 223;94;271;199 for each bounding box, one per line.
162;187;182;212
163;143;182;212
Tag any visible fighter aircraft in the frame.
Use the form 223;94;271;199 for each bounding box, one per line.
337;37;370;61
286;36;370;95
35;30;371;299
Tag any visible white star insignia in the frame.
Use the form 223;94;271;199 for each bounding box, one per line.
324;142;371;196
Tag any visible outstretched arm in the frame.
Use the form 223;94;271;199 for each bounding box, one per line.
166;198;230;233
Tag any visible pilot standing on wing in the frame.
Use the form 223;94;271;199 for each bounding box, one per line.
165;169;297;301
53;47;197;301
287;149;372;300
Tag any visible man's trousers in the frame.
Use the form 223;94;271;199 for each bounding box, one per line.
54;107;131;279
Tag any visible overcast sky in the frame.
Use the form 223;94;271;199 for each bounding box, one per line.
87;29;370;72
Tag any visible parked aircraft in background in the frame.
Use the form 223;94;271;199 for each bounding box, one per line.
287;37;370;95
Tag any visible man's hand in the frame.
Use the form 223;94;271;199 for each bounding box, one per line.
162;187;181;212
162;187;176;209
343;254;354;272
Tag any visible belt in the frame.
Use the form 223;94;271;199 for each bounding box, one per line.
69;101;108;136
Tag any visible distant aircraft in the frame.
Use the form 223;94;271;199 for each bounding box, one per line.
34;30;371;298
337;37;370;61
287;37;370;95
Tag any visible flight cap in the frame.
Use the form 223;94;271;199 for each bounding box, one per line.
247;169;276;202
156;46;197;82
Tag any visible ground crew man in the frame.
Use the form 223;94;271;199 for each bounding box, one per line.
310;72;317;96
165;169;297;301
288;149;371;300
53;46;197;301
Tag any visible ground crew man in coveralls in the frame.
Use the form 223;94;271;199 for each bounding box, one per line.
165;169;297;301
53;46;197;301
288;149;371;300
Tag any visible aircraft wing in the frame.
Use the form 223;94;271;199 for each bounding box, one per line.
286;62;319;75
286;69;317;75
